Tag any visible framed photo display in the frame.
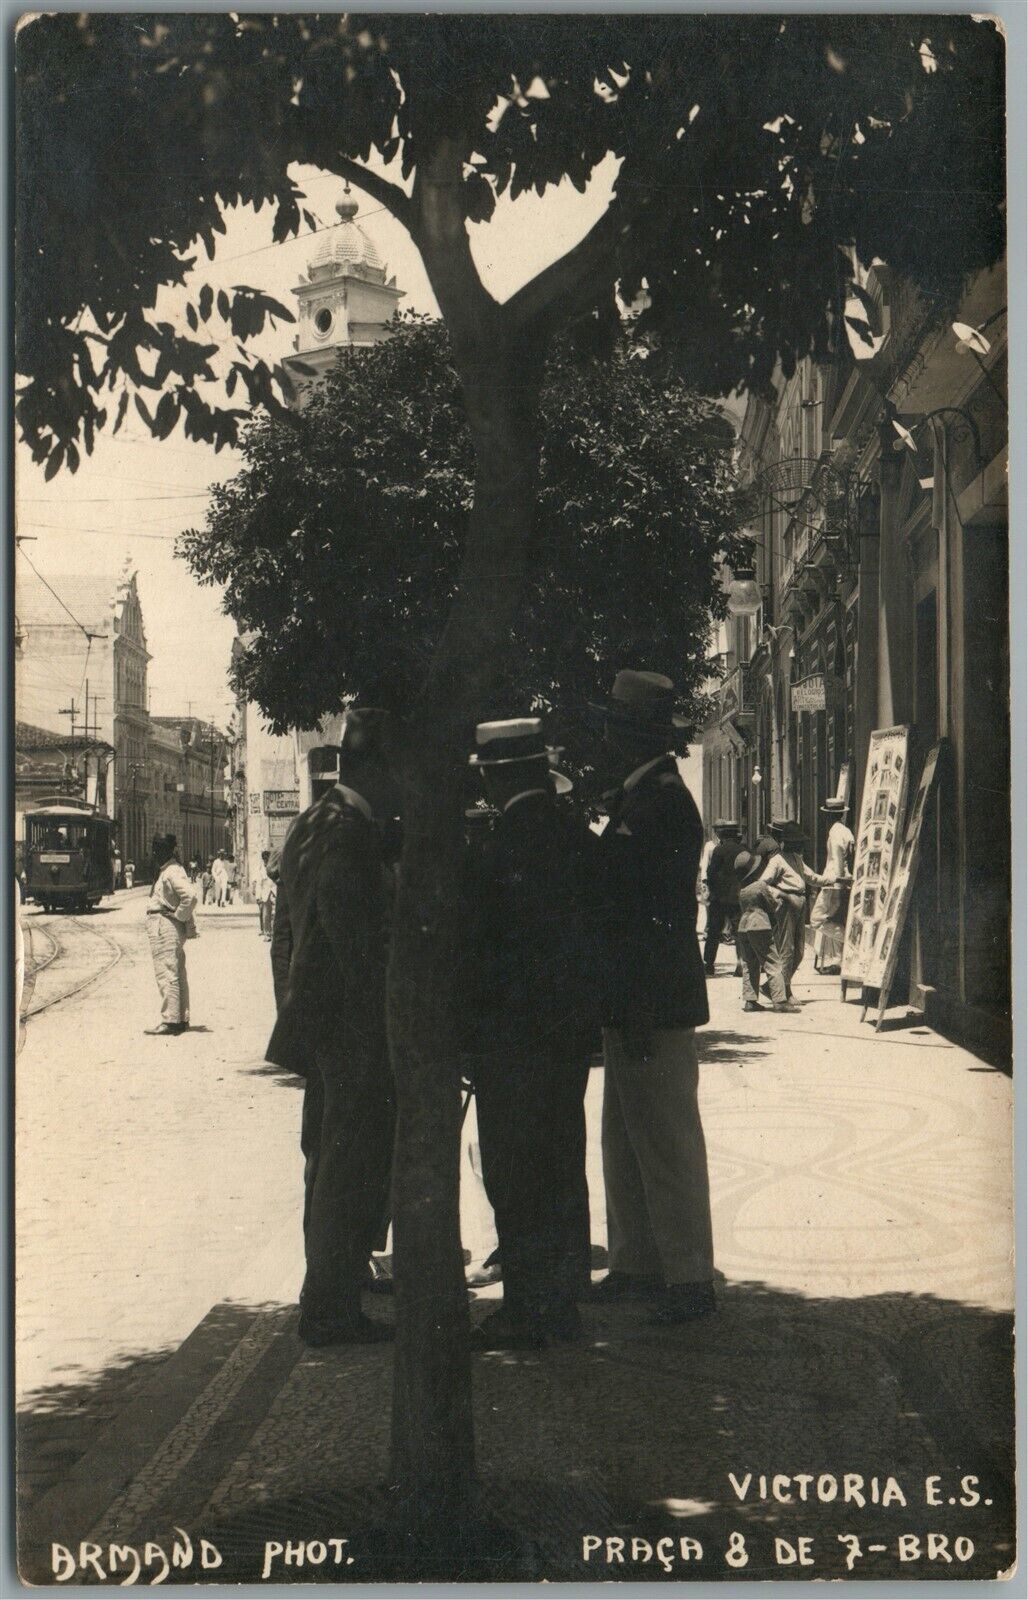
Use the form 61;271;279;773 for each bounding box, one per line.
841;726;910;987
865;740;945;1025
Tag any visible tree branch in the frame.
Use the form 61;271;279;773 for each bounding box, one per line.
504;147;672;338
411;137;498;344
330;156;414;231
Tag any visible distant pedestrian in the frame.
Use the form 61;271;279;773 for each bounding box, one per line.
201;860;215;904
211;852;228;907
588;670;716;1325
772;819;826;988
144;835;198;1036
224;854;237;905
266;708;401;1347
735;849;796;1013
757;826;808;999
124;861;135;890
188;857;200;883
254;850;276;939
113;853;123;890
811;798;855;974
703;819;744;977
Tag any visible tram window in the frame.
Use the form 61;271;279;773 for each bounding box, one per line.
32;821;91;850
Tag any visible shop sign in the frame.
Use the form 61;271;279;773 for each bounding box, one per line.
263;789;300;816
248;792;261;816
792;673;827;712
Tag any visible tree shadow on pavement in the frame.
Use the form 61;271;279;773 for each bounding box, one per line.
60;1280;1007;1585
699;1030;771;1064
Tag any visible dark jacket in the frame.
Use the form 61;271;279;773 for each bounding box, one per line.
706;837;742;905
597;756;709;1031
266;784;388;1076
460;791;602;1060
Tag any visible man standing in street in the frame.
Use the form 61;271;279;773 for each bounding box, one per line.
461;719;599;1350
266;709;400;1347
254;849;276;940
589;670;717;1324
703;818;743;977
144;835;198;1036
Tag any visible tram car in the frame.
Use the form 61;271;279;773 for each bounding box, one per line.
24;800;115;913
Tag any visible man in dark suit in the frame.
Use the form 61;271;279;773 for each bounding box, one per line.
266;709;401;1346
703;819;744;976
462;719;600;1350
589;670;717;1323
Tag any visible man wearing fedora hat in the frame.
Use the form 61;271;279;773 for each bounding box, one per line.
266;708;402;1346
588;670;716;1324
461;718;598;1350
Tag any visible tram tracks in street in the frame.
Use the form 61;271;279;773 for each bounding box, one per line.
23;913;124;1019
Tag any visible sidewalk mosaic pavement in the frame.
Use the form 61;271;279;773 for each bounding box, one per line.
16;919;1015;1582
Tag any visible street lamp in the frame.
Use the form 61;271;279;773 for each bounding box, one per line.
727;567;763;617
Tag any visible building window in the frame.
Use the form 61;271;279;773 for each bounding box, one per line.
314;306;333;338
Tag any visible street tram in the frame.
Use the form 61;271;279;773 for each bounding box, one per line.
23;800;115;913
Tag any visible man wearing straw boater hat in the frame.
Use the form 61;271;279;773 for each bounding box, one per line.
461;718;598;1349
588;670;717;1323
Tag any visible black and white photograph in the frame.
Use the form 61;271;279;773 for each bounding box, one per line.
12;8;1017;1587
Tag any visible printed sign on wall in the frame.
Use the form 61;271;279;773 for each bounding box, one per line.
841;725;910;986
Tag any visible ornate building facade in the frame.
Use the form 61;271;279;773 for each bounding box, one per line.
703;259;1009;1059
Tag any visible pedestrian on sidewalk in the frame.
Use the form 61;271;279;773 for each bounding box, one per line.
588;670;717;1325
211;852;228;907
769;818;826;990
756;825;809;998
265;708;401;1347
200;859;215;905
144;835;198;1036
735;849;796;1014
460;718;598;1351
703;819;744;977
224;854;237;905
810;798;855;973
254;850;276;939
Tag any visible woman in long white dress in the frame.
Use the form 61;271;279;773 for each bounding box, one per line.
810;798;855;973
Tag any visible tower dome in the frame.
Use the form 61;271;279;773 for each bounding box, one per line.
308;195;385;280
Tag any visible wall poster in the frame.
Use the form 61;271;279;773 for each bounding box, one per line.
841;725;910;988
865;740;945;1026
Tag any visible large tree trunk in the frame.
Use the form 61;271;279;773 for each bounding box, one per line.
387;339;544;1525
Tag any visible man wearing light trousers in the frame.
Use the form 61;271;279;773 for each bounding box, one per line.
589;670;717;1324
145;835;198;1036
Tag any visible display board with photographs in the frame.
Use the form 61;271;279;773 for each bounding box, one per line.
865;740;944;1026
841;725;910;988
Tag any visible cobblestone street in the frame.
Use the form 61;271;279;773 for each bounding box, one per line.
16;897;1014;1581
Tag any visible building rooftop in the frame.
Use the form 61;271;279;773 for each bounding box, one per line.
306;197;386;282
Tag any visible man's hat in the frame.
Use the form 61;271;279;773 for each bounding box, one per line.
771;816;807;844
589;670;689;740
822;796;849;813
714;817;741;833
734;849;765;884
469;719;572;794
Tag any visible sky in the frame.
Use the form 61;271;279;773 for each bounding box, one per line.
15;158;618;728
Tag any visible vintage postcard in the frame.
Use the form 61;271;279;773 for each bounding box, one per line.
13;9;1016;1585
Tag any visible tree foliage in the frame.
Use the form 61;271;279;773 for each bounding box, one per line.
180;315;744;739
17;12;1005;471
